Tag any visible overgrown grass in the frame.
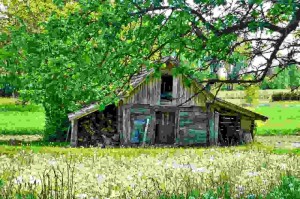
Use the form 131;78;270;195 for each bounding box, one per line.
159;175;300;199
0;146;299;199
0;98;45;135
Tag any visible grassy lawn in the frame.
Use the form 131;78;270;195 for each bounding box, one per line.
0;98;45;135
247;102;300;136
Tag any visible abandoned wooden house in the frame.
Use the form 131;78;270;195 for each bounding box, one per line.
67;57;268;147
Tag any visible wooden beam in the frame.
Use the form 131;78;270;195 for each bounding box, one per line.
68;104;99;121
214;111;220;145
70;119;78;147
206;103;211;146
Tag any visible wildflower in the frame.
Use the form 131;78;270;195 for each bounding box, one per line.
13;176;23;185
138;171;143;177
156;160;162;165
96;174;105;184
29;175;41;185
247;171;259;177
192;167;207;173
236;185;244;194
280;164;287;170
127;175;133;181
130;183;136;188
209;156;214;162
48;160;57;166
77;193;88;199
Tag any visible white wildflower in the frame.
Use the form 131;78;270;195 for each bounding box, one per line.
237;185;244;194
280;164;287;170
48;160;57;166
209;156;214;162
13;176;23;185
77;163;85;169
29;175;41;185
127;175;133;181
247;171;259;177
96;174;105;184
192;167;207;173
130;183;136;188
138;171;143;177
77;193;88;199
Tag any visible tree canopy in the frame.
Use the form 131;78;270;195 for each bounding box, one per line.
1;0;300;140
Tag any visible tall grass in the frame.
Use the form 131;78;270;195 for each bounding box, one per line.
0;147;299;198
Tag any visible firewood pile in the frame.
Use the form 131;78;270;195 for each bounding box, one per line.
77;111;119;147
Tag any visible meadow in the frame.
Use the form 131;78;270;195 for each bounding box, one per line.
0;93;299;199
0;145;299;199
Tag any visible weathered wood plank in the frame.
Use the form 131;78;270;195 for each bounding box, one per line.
70;119;78;147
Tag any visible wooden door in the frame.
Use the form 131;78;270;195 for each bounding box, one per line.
155;111;175;144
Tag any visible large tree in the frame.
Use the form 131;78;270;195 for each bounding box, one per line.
1;0;300;140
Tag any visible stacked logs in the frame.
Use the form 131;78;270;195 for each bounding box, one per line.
77;111;119;147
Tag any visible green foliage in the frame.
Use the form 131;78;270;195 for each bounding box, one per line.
1;0;300;140
244;85;259;105
260;66;300;90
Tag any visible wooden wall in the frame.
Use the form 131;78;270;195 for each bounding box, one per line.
123;74;207;107
241;116;255;143
177;106;208;146
124;77;161;105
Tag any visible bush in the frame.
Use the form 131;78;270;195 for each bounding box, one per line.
271;92;300;101
244;85;259;105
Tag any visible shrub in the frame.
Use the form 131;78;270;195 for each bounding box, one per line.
271;92;300;101
244;85;259;105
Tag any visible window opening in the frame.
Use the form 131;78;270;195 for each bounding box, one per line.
161;75;173;101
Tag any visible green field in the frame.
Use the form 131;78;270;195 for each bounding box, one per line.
0;98;45;135
252;102;300;136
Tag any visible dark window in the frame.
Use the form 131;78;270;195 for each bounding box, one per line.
161;75;173;101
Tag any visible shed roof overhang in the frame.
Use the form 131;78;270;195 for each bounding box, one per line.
68;103;100;121
212;98;268;121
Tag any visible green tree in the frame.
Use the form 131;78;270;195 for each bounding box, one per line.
1;0;300;140
244;84;260;106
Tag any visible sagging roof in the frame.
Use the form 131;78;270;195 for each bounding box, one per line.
67;56;268;121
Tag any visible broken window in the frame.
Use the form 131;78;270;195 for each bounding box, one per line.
161;74;173;101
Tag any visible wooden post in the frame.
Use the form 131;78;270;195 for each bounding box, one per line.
142;118;150;147
250;119;255;142
70;119;78;147
214;111;220;145
206;103;211;146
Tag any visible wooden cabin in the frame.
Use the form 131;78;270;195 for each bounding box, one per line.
67;57;268;147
